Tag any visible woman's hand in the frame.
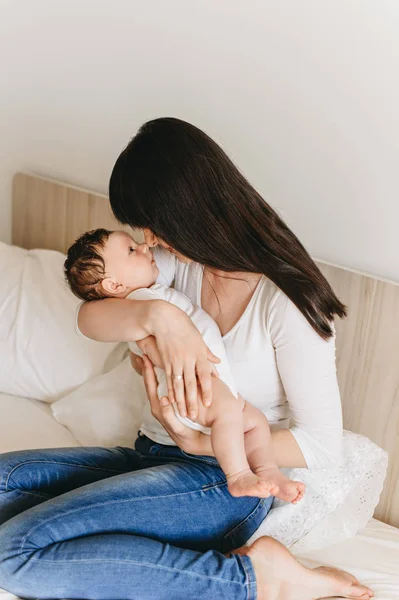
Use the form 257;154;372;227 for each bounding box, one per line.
147;302;221;421
138;353;214;456
136;336;164;369
130;352;145;376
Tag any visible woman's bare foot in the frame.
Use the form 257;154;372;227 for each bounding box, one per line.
227;469;279;498
256;466;305;504
234;536;374;600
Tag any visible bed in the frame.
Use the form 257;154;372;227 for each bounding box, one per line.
0;173;398;599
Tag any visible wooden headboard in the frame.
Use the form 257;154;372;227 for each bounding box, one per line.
12;172;399;528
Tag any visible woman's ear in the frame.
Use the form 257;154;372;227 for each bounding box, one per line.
101;277;126;296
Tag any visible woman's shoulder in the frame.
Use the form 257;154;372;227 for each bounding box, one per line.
257;276;285;317
259;277;334;344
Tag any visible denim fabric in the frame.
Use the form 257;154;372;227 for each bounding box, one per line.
0;434;273;599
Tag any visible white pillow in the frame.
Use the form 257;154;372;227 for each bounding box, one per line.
0;242;121;402
0;393;80;453
52;356;147;447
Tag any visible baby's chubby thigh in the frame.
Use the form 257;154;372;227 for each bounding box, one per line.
195;376;245;429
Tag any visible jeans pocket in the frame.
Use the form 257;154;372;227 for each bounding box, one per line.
221;497;273;553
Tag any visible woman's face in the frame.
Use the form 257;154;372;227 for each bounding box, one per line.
143;229;192;264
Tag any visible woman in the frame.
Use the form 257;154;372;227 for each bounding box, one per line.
0;118;373;600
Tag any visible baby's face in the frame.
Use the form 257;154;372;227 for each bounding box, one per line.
101;231;159;296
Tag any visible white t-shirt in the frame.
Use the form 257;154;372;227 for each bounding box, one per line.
127;283;237;444
151;246;343;470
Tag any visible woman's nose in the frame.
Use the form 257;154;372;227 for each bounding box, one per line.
143;229;158;247
138;243;150;254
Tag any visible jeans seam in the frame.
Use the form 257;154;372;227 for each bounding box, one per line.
223;499;265;541
19;486;228;554
1;488;51;500
19;555;251;588
201;480;226;491
5;460;129;491
239;555;257;600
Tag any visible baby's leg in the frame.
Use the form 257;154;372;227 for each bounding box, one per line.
200;378;273;498
243;402;305;504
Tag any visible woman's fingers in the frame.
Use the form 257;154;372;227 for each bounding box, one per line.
172;366;187;419
129;352;144;376
196;360;214;407
184;364;198;420
161;401;189;437
210;363;220;377
141;356;188;436
154;334;218;418
142;355;160;416
165;369;176;404
207;348;221;364
137;336;164;368
141;354;209;452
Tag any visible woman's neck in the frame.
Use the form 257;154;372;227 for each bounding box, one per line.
204;266;262;284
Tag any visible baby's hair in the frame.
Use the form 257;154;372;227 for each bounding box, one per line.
64;228;113;301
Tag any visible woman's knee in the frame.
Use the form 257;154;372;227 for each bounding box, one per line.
0;451;29;492
0;450;59;498
0;451;52;529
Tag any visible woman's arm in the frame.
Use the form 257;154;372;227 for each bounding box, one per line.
268;429;307;468
78;298;163;342
77;243;179;342
79;298;220;411
267;290;344;470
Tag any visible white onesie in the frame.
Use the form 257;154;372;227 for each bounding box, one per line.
128;284;237;445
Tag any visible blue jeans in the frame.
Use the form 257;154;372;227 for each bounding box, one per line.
0;433;273;599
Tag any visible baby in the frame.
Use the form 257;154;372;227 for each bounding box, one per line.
65;228;305;503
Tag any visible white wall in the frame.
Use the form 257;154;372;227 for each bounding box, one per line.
1;0;398;281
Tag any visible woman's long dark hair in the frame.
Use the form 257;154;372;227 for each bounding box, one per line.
109;117;346;340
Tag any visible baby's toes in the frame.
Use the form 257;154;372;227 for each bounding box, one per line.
291;482;305;504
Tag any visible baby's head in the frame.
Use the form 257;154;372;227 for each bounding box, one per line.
64;229;158;301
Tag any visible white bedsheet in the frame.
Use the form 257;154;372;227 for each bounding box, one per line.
295;518;399;600
0;518;397;599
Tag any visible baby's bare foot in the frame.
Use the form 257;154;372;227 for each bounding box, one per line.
256;465;305;504
234;536;374;600
227;469;278;498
